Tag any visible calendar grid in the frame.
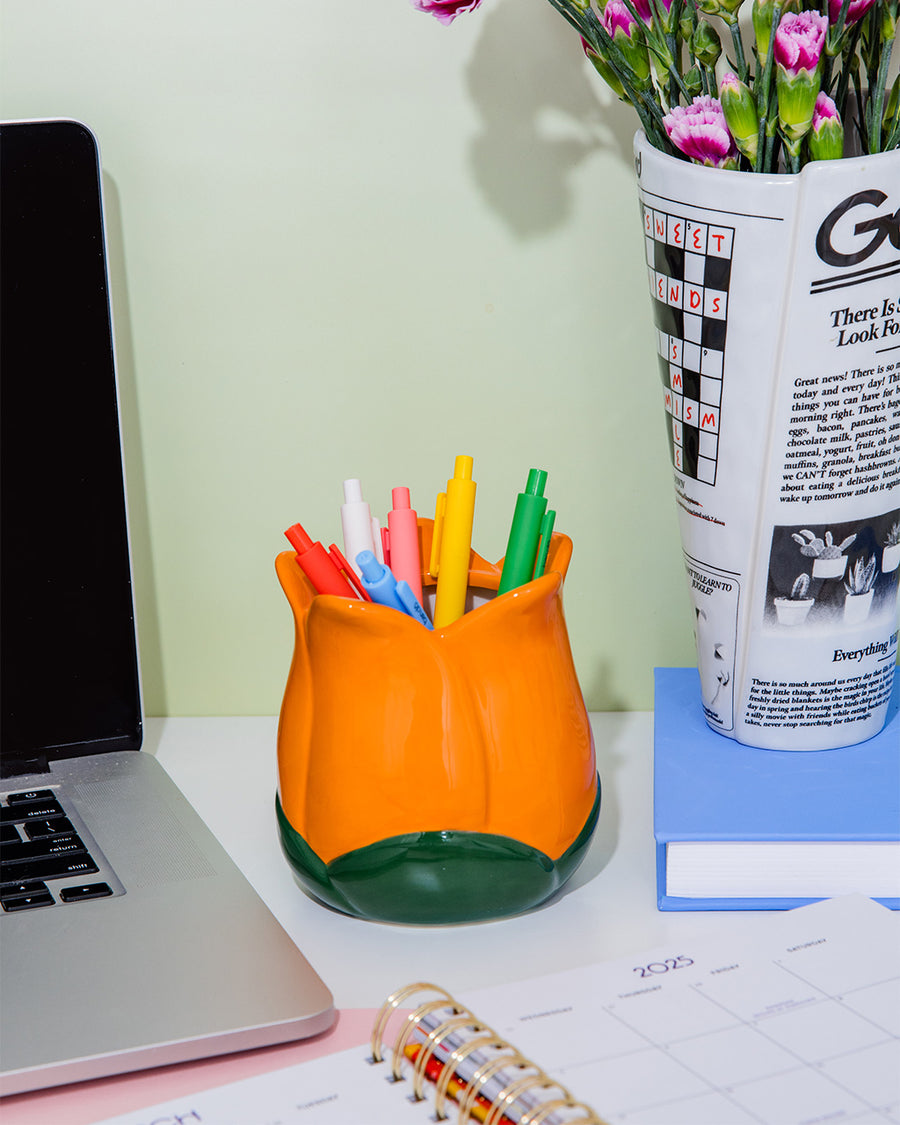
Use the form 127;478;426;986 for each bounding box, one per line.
550;951;900;1124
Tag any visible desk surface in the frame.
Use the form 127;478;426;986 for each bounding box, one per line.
146;712;778;1010
2;713;831;1125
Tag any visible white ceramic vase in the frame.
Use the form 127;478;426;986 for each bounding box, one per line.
635;135;900;750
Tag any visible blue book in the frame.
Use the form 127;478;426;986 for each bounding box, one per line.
654;667;900;911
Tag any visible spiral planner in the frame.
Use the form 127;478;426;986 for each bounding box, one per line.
93;894;900;1125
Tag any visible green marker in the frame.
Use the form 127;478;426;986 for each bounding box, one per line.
497;468;548;595
532;508;556;580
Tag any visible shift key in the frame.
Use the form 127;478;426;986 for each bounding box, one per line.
1;854;99;884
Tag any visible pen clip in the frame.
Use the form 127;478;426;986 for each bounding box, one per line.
533;509;557;579
429;492;447;578
328;544;372;601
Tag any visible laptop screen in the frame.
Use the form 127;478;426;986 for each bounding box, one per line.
1;120;142;773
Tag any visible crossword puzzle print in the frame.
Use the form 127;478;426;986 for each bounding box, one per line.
642;203;734;485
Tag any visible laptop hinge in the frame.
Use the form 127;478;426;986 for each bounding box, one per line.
1;754;51;780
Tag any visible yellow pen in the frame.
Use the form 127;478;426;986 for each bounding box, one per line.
431;454;476;628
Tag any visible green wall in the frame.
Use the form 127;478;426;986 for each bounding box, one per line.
1;0;695;715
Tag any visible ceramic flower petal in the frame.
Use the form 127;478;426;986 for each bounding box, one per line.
275;521;599;923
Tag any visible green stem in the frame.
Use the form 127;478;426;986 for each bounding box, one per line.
571;2;671;148
725;14;749;84
701;63;715;95
832;23;862;113
886;113;900;152
753;3;782;172
763;116;781;173
784;136;802;172
865;35;894;154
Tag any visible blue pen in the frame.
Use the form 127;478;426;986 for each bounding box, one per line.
356;551;433;629
395;579;434;630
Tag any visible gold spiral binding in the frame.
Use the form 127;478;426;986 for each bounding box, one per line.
483;1070;558;1125
391;997;464;1082
411;1013;492;1101
370;982;453;1063
457;1051;529;1123
372;983;607;1124
434;1034;510;1119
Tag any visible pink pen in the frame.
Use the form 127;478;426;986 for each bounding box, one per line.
387;486;423;603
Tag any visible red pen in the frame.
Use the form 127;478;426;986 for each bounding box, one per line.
327;543;372;601
285;522;360;598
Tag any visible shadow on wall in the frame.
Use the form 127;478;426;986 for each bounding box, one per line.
103;172;167;716
465;0;639;239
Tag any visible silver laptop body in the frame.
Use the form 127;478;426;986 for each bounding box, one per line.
0;119;334;1096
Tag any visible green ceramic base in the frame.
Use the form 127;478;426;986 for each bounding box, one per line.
276;778;601;924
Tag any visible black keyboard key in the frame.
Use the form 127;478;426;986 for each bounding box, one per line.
0;879;49;900
60;882;112;903
23;817;74;840
0;824;21;845
6;790;55;804
1;799;65;824
1;854;99;884
1;835;87;865
2;889;54;912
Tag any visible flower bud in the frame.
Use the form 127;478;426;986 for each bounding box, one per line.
647;0;677;34
807;91;844;159
697;0;744;16
881;3;898;42
719;71;759;161
582;36;626;99
827;0;877;28
752;0;776;60
684;65;704;97
693;19;722;67
600;0;652;89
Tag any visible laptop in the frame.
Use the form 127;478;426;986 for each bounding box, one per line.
0;119;334;1097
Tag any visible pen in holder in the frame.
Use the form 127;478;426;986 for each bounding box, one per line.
275;520;600;924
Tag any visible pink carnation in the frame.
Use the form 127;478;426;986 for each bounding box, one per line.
410;0;483;25
828;0;876;25
812;90;840;125
663;96;739;168
602;0;641;38
774;10;828;76
630;0;673;21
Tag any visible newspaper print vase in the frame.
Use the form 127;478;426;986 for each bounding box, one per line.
635;134;900;750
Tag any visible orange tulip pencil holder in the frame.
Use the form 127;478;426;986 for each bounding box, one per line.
274;520;600;925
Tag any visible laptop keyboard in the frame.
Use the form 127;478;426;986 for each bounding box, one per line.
0;789;113;912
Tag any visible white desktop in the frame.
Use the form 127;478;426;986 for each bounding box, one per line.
4;711;898;1125
146;711;780;1009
